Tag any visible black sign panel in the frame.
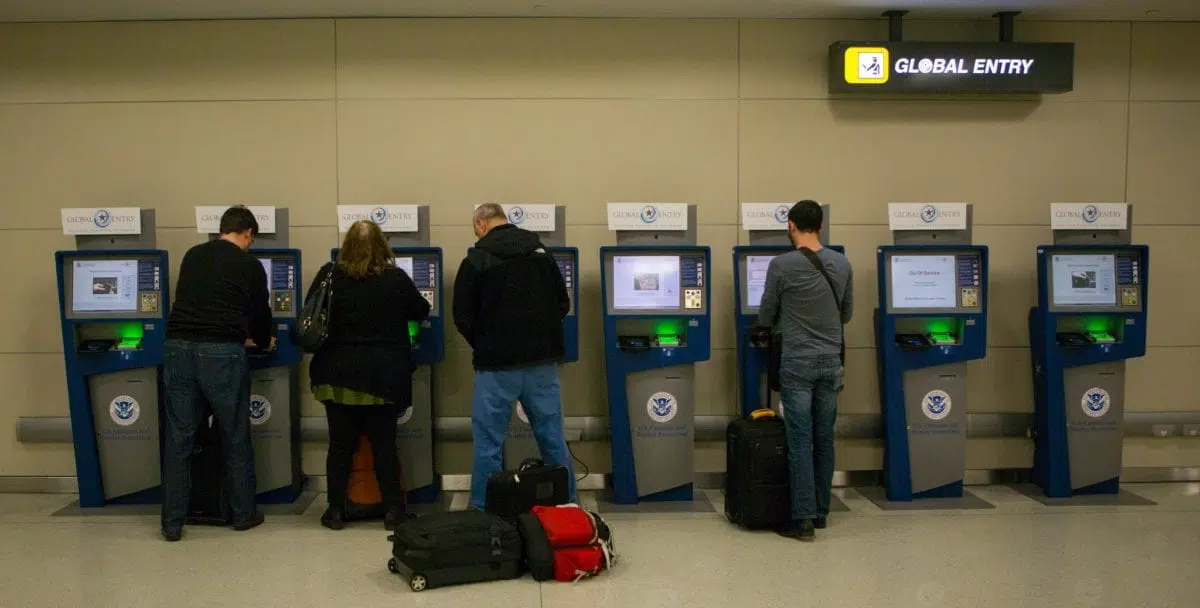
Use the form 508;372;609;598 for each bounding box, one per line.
829;41;1074;94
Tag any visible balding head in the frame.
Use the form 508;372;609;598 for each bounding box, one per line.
473;203;508;238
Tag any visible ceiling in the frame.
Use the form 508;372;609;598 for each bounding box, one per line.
0;0;1196;22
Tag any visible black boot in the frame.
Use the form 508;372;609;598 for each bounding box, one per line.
321;506;346;531
385;507;412;531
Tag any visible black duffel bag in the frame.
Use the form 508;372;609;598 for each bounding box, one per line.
485;458;571;519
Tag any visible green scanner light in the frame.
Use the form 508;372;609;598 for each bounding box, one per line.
408;321;420;345
929;333;956;345
656;335;680;347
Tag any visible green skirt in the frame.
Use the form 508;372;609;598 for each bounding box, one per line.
311;384;388;406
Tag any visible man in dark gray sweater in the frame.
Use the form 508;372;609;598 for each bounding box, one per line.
757;200;854;541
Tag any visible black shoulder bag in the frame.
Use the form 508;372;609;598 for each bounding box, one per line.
295;264;333;353
766;248;846;393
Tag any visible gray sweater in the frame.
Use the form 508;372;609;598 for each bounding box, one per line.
756;247;854;359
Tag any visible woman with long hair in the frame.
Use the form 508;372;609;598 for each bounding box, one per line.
308;220;431;530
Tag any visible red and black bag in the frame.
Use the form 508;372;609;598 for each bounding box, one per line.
528;505;616;582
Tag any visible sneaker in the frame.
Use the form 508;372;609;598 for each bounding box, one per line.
814;517;828;530
161;527;182;542
232;511;265;531
320;507;346;531
796;519;816;541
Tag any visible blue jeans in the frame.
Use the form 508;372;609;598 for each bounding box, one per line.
469;364;577;510
779;355;844;521
161;340;257;529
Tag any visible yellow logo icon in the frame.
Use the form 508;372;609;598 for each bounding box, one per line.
844;47;889;84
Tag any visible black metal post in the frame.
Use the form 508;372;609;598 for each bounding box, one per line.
883;10;908;42
994;11;1021;42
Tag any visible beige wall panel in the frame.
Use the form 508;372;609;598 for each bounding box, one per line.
1131;23;1200;101
1123;439;1200;468
967;348;1034;413
695;349;737;416
1127;103;1200;225
1139;226;1200;347
0;20;335;104
0;230;74;353
825;225;892;349
975;225;1047;348
840;347;881;415
0;354;80;475
739;100;1127;226
836;439;884;471
336;100;738;227
0;101;337;230
560;349;608;418
1127;347;1200;413
740;20;1128;102
336;19;738;100
966;438;1033;469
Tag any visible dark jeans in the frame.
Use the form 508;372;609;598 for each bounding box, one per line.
324;402;404;510
779;355;844;521
161;339;257;530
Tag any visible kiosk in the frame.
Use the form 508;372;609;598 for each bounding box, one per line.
1030;203;1146;498
57;208;168;508
600;203;710;504
333;205;443;503
490;205;581;466
734;203;842;417
195;206;304;503
874;203;988;501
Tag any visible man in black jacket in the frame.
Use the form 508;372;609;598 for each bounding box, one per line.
161;206;273;541
453;203;577;510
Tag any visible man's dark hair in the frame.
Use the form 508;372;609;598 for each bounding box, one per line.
219;205;259;236
787;200;823;234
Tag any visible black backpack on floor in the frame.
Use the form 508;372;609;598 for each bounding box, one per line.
185;412;233;526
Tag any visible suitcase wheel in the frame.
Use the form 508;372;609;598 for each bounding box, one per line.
409;574;427;592
387;557;399;574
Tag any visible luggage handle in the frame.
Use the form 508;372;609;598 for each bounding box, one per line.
749;408;778;420
518;458;545;472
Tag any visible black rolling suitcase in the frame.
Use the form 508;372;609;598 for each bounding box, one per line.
186;412;232;526
387;510;523;592
725;409;790;530
485;458;570;519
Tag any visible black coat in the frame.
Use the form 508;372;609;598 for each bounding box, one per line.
307;263;431;406
452;224;570;370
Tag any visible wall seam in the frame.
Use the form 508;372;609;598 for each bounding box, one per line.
1123;21;1134;204
332;18;341;207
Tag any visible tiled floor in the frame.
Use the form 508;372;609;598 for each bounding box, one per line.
1;484;1198;607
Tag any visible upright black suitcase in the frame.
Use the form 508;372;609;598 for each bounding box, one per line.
387;510;523;592
725;410;790;530
485;458;570;519
186;412;232;526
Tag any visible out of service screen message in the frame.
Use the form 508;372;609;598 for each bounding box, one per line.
890;255;957;309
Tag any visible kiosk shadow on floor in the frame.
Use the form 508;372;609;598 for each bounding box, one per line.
1011;484;1157;507
856;486;995;511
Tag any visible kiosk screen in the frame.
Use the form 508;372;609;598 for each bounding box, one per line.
613;255;681;310
1051;254;1117;307
890;254;958;309
72;259;139;313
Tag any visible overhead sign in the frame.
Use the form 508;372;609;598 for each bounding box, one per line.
830;41;1074;94
1050;203;1128;231
740;203;792;231
195;206;277;234
337;205;420;233
61;208;142;236
473;204;556;233
607;203;689;232
888;203;968;231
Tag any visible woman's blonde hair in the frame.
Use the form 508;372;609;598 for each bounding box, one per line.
337;220;394;279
